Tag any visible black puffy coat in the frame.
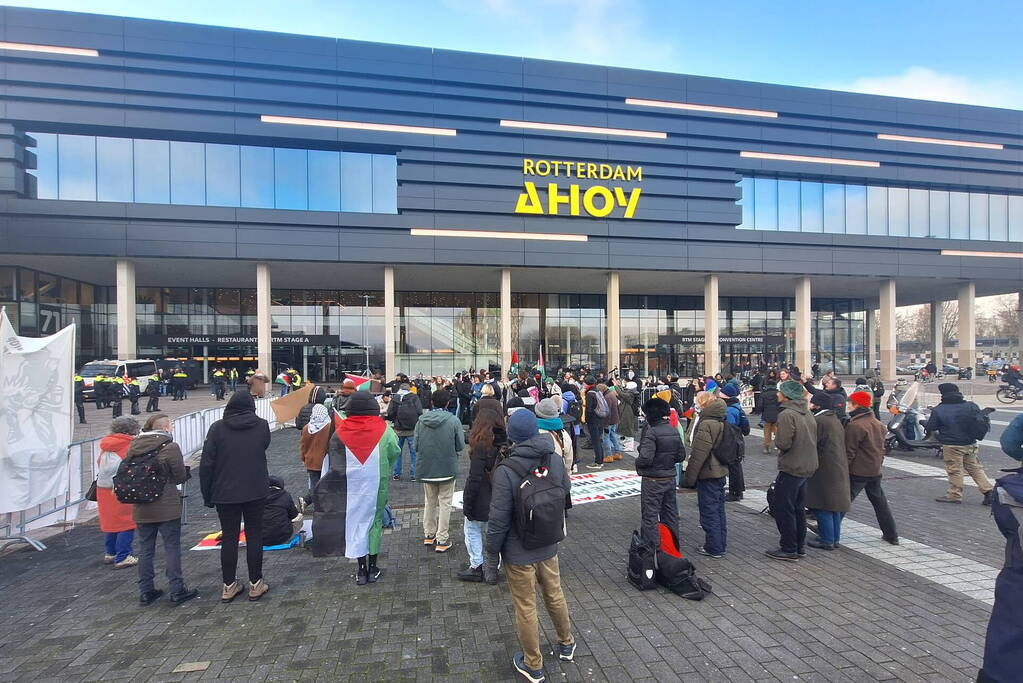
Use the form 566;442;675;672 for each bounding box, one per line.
263;476;299;546
200;391;272;505
760;382;780;423
925;392;984;445
635;419;685;478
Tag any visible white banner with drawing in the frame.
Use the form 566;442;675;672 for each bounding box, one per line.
452;469;643;510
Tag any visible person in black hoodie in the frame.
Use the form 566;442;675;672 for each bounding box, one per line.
458;399;506;583
262;476;301;546
636;397;685;547
200;390;273;603
926;382;995;505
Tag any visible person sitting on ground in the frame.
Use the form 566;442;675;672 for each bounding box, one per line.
263;476;302;547
681;392;729;558
636;396;684;549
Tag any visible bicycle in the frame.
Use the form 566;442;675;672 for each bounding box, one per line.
996;384;1022;404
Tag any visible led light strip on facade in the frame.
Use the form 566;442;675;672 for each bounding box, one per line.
0;40;99;57
740;150;881;167
410;228;587;242
624;97;778;118
500;120;666;139
877;133;1003;150
260;114;457;136
940;249;1023;259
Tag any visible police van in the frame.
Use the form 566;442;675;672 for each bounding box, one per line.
79;359;158;401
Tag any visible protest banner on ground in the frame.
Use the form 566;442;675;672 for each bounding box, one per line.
452;469;642;510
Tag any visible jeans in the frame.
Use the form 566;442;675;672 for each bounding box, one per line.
640;477;679;548
136;519;184;596
849;475;898;540
815;510;843;545
697;477;727;555
773;472;808;554
393;435;417;479
104;529;134;562
602;424;622;456
463;519;487;568
505;555;574;671
423;479;456;544
216;499;266;585
587;420;606;463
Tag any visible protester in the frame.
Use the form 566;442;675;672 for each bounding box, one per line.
486;410;575;682
681;392;729;558
582;376;609;468
617;381;639;453
845;390;899;545
822;377;848;421
535;397;574;475
637;396;684;548
414;389;465;553
926;383;995;505
200;390;273;602
296;385;327;431
459;400;506;583
333;378;357;413
263;476;302;546
600;383;623;461
96;417;139;568
246;368;270;398
720;383;748;502
805;393;850;550
388;383;423;481
299;403;331;508
766;380;819;561
130;414;198;605
760;369;780;453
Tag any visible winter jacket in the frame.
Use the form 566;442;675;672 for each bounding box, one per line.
617;389;638;438
486;434;571;565
462;428;507;522
96;432;136;533
295;387;327;431
387;391;423;436
1000;413;1023;461
299;422;331;472
604;389;620;426
128;433;189;524
760;382;780;423
583;388;606;425
805;410;851;512
246;370;270;398
724;398;748;431
924;392;983;446
540;423;574;474
824;387;848;421
263;477;299;546
636;419;685;478
844;407;887;477
775;398;819;478
470;396;500;425
413;408;465;481
681;398;730;485
200;391;272;505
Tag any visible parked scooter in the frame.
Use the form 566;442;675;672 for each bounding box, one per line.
885;399;942;456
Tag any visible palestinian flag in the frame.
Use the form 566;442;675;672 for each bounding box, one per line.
656;389;686;442
311;413;399;559
344;373;373;391
537;344;546;381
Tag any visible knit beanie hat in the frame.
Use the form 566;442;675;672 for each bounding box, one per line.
721;384;739;398
345;391;380;416
938;382;959;395
507;409;538;443
849;390;873;409
535;397;560;420
779;380;805;400
809;391;833;410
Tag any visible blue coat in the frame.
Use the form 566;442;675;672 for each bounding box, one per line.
1000;414;1023;462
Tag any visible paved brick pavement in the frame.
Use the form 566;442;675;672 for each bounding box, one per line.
74;388;237;444
1;410;1016;682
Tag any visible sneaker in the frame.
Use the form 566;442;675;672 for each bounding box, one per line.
392;474;400;481
435;542;452;553
139;589;164;606
697;547;723;559
724;493;743;502
555;641;576;662
762;446;771;454
169;588;199;605
356;569;368;586
103;554;116;565
807;539;835;551
934;496;962;504
248;579;269;601
797;548;807;558
612;453;623;461
457;565;484;583
982;490;994;506
765;549;800;562
221;581;243;603
423;536;436;546
586;463;604;470
571;464;578;474
512;652;546;683
114;555;138;569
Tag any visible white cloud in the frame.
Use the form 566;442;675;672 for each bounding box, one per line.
824;66;1023;111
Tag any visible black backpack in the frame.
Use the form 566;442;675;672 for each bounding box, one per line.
112;447;167;504
501;455;567;550
395;393;421;431
965;404;992;442
710;417;745;466
627;530;658;590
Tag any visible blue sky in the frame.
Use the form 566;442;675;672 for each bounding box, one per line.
5;0;1023;110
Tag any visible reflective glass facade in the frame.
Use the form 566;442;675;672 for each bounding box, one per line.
738;177;1023;241
397;292;502;376
28;133;398;213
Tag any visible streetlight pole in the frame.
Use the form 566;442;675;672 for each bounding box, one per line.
360;294;373;374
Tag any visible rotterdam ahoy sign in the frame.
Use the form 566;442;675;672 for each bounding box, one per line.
514;158;643;218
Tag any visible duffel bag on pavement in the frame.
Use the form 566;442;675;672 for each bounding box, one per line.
655;523;712;600
627;530;658;590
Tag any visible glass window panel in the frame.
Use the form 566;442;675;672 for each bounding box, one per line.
274;148;308;210
909;189;929;237
844;184;866;235
57;134;96;200
240;146;274;208
737;177;753;229
888;187;909;237
341;152;374;213
822;183;845;234
170;141;205;205
96;136;133;202
753;177;777;230
929;190;950;238
866;185;888;235
969;192;989;240
372;154;398;214
0;266;15;301
308;150;341;211
29;132;58;199
133;139;170;203
1008;196;1023;242
799;180;823;232
989;194;1008;242
777;179;800;231
949;191;969;238
205;143;240;207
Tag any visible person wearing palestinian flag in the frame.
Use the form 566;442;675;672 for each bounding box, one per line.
312;391;400;585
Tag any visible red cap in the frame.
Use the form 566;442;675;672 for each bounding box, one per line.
849;391;872;409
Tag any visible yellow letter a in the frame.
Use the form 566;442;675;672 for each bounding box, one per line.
514;181;544;214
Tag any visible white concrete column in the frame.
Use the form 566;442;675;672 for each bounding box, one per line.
115;259;136;359
384;266;396;379
606;271;621;375
865;309;877;372
1017;291;1023;364
500;268;512;376
202;344;209;384
879;279;897;382
930;300;944;365
256;262;272;373
958;282;976;372
794;276;811;375
704;274;720;376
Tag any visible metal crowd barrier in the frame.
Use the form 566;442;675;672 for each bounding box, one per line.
0;397;278;551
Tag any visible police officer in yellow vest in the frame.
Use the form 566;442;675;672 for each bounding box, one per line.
172;368;188;401
127;377;142;415
93;373;109;409
212;367;227;400
110;376;126;418
229;367;239;392
73;374;86;424
145;373;161;413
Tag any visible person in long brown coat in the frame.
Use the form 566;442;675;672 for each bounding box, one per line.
247;369;270;398
805;392;850;550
